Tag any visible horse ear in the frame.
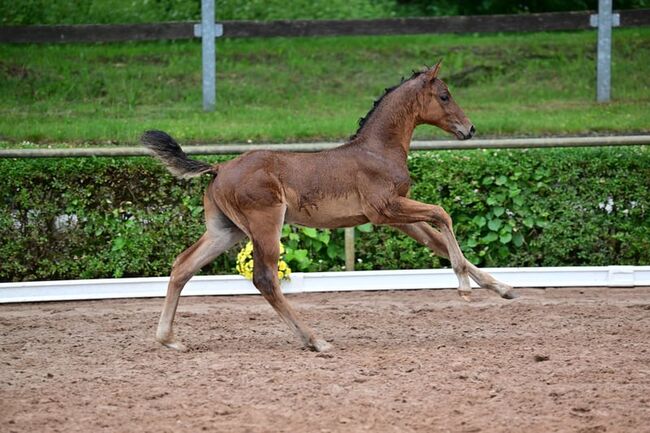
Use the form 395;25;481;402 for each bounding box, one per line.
431;59;442;79
425;59;442;81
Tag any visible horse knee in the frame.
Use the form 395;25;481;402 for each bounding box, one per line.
169;266;192;288
252;267;277;295
430;205;453;228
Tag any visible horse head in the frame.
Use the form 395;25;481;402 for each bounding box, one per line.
416;61;475;140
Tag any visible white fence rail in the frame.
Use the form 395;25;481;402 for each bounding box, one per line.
1;135;649;159
2;266;649;303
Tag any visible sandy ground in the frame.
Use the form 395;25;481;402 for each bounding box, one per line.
1;287;649;433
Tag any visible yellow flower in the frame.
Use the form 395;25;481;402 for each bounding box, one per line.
236;241;292;281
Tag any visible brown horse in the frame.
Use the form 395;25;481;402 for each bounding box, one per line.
142;62;517;353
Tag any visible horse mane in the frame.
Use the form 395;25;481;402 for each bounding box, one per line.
349;69;426;141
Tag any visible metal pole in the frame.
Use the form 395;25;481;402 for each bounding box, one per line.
591;0;619;102
201;0;216;111
344;228;355;271
2;136;650;158
597;0;612;102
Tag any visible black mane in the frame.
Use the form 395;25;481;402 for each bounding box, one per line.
349;69;425;141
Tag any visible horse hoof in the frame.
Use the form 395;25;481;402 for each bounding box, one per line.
458;291;472;302
311;339;333;353
161;340;188;352
502;290;519;300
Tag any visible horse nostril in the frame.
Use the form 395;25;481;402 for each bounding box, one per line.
469;125;476;136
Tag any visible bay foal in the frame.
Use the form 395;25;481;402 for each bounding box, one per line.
142;62;517;352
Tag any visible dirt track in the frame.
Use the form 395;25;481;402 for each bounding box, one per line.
1;287;649;432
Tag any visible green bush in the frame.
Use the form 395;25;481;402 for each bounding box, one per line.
1;146;648;282
356;146;650;269
1;156;224;281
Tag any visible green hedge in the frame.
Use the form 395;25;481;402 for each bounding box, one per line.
356;146;650;270
1;146;648;282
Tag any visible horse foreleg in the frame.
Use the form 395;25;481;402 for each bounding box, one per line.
392;222;518;299
248;212;331;352
364;197;472;298
254;266;332;352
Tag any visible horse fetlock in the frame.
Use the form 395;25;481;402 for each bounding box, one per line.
155;326;169;342
161;340;188;352
454;269;470;288
457;273;472;301
458;288;472;302
309;339;333;353
501;289;520;300
483;279;517;299
456;270;471;290
156;327;186;350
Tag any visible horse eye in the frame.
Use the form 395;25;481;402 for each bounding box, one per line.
440;94;449;102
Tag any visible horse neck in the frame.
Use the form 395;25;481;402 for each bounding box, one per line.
354;88;420;157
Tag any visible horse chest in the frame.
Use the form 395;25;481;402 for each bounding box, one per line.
369;170;412;197
360;155;411;195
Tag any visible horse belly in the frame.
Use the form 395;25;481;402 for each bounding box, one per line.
285;196;368;229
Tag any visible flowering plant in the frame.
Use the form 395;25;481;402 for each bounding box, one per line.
236;241;292;281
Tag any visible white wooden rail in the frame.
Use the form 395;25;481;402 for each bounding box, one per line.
1;135;649;158
1;266;649;303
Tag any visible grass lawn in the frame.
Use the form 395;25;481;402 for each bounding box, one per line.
1;28;649;146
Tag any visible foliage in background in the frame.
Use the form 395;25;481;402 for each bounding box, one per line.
1;146;648;282
1;29;650;145
2;1;648;283
2;0;648;25
0;0;391;25
280;223;373;272
396;0;649;16
356;146;650;269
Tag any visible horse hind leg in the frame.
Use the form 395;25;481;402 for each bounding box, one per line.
466;261;518;299
156;213;245;351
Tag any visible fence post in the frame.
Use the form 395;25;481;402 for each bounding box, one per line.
591;0;620;102
194;0;223;111
344;228;355;271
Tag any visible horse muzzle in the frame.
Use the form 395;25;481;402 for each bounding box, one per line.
453;124;476;140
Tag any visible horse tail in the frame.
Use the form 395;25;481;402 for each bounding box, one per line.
141;130;218;179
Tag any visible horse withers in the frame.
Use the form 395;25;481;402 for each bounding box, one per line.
142;62;517;353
